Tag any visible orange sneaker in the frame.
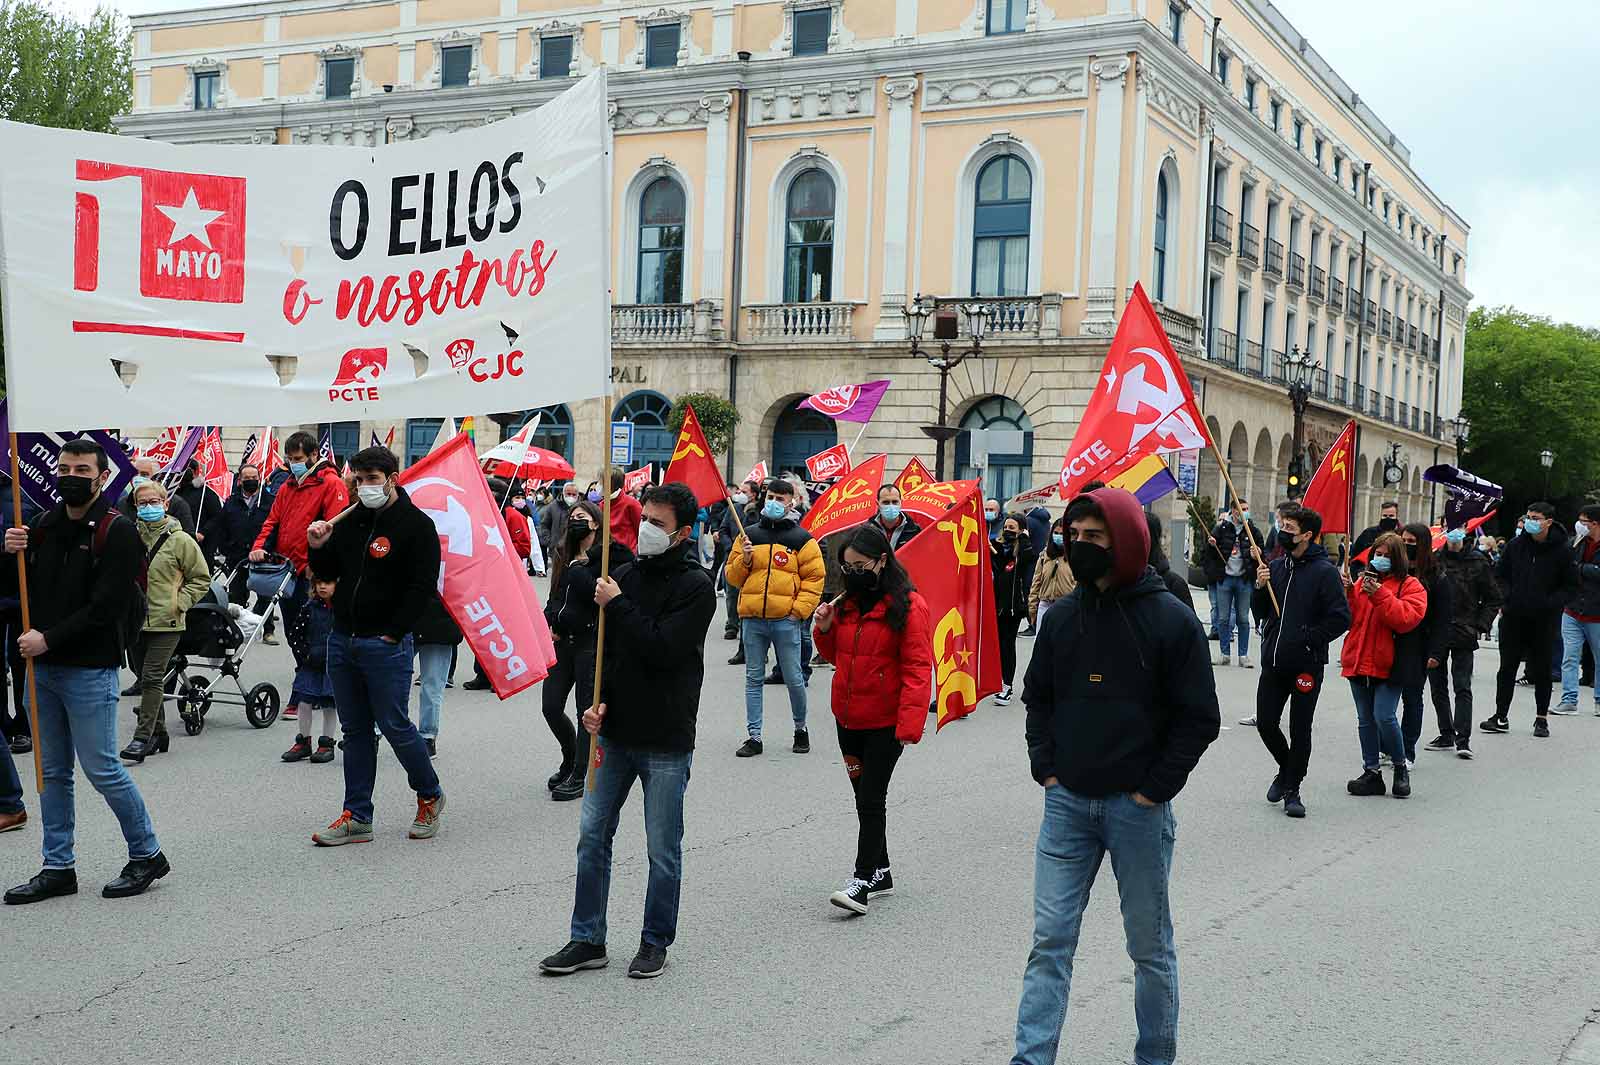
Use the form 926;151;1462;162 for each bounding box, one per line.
409;792;445;839
312;810;372;846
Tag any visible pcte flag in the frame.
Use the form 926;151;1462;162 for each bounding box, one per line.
0;71;612;432
662;403;725;506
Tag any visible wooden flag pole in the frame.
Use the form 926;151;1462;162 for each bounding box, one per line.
8;434;43;792
585;397;616;793
1178;492;1226;561
1206;438;1280;614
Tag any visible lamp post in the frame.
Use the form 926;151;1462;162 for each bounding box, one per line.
906;295;992;481
1540;447;1554;497
1448;413;1470;455
1284;346;1315;498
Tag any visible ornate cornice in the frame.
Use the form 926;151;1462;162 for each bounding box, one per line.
922;64;1086;111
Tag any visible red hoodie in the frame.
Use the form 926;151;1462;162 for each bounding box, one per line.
253;461;349;574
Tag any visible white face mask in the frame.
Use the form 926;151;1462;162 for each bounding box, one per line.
191;476;204;489
636;520;674;558
357;483;390;509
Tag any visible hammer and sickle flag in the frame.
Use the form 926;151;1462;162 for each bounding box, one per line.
801;453;889;539
900;477;981;524
1301;419;1356;537
896;479;1002;730
662;402;726;507
894;456;934;496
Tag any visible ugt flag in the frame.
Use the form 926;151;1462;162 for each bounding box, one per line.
798;380;891;423
1301;420;1356;536
662;402;725;507
896;479;1002;729
400;433;557;699
1058;282;1211;498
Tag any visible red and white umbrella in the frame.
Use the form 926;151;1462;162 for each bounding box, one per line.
483;445;574;482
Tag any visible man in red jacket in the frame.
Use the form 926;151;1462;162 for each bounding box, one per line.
249;431;350;718
608;468;642;553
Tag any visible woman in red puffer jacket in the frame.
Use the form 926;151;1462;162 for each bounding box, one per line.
1341;531;1428;800
812;524;933;917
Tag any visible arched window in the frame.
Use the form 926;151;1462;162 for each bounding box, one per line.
972;155;1031;297
511;404;574;465
783;169;835;303
1153;170;1170;302
613;390;675;469
772;405;838;479
637;178;685;305
954;396;1035;500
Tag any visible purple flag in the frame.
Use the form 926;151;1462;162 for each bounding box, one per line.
1424;464;1503;530
797;380;892;424
0;401;138;511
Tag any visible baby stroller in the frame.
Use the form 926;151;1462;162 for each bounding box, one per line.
167;555;297;736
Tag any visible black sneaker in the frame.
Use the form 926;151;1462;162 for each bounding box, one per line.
1424;735;1455;752
1533;717;1550;739
764;670;784;686
1392;762;1412;799
425;737;438;758
728;648;745;666
1456;744;1475;760
723;627;738;641
1347;769;1386;797
1479;715;1509;734
628;940;667;979
829;877;870;915
1266;774;1285;804
792;729;810;754
539;939;609;975
1283;791;1306;818
462;678;492;692
994;685;1014;706
735;738;763;758
868;867;894;897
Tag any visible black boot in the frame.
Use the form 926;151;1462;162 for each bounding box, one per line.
728;647;745;666
1391;761;1412;799
120;736;153;763
102;852;171;898
4;868;78;905
551;770;585;802
1346;769;1386;797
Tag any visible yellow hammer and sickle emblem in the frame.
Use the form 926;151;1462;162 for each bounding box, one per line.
837;476;870;501
937;513;981;567
1332;447;1347;477
903;474;925;492
933;607;977;718
671;429;705;463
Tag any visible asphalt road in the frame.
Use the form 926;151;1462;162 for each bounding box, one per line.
3;594;1599;1065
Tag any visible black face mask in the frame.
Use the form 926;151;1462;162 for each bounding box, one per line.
1277;530;1301;552
567;522;592;545
1379;517;1398;532
844;568;881;595
57;475;96;507
240;480;260;494
1067;541;1112;586
1405;543;1419;561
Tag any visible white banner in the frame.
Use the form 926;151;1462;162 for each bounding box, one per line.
0;71;612;431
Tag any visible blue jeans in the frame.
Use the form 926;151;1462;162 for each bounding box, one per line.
328;633;440;824
0;731;22;816
34;664;160;869
414;642;452;739
1560;615;1600;707
1013;786;1178;1065
1350;678;1405;771
743;617;806;738
570;738;693;949
1214;575;1251;656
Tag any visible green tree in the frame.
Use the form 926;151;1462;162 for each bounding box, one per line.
1461;306;1600;522
668;392;740;455
0;1;133;394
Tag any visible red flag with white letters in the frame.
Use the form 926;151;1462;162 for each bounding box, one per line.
399;433;557;699
198;427;233;498
1058;283;1212;499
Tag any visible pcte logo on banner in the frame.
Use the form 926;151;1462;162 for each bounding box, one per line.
330;347;387;402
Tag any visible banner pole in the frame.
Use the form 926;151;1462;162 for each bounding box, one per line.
8;434;43;792
586;395;615;793
844;421;869;462
1207;438;1279;614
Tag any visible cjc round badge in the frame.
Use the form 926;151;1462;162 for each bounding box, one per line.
368;536;392;559
1294;672;1315;694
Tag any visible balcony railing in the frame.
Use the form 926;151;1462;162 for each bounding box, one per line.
612;303;695;343
1209;205;1234;250
1238;222;1261;265
1384;396;1396;420
745;301;855;342
924;296;1045;338
1346;288;1363;322
1399;401;1409;426
1407;324;1419;351
1286;253;1306;290
1216;329;1239;368
1329;276;1345;308
1263;239;1284;278
1309;266;1327;302
1333;374;1348;403
1155;304;1201;350
1366;299;1378;327
1380;310;1393;339
1244;339;1264;376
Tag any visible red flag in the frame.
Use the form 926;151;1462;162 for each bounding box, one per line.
262;434;284;474
661;403;725;507
804;443;852;482
1301;420;1356;536
1059;282;1212;498
142;425;187;470
900;478;981;523
894;456;934;496
399;434;558;699
623;463;654;493
896;480;1002;729
198;428;233;497
744;460;769;486
801;454;889;539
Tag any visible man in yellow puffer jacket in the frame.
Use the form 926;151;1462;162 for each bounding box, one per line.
724;479;825;758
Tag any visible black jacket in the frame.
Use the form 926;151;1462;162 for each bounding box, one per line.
991;535;1037;617
1022;487;1219;803
1150;550;1195;612
547;543;636;644
1566;536;1600;619
1251;543;1352;673
308;487;441;641
411;593;462;646
866;511;923;550
1202;519;1265;585
174;482;225;549
1435;545;1502;649
217;488;275;569
1497;524;1576;620
1391;572;1452;688
2;493;141;668
597;542;717;752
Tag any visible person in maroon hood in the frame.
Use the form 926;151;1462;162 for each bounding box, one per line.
1011;487;1220;1065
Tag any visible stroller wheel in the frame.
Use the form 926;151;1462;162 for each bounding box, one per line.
182;676;213;718
245;683;281;729
182;714;203;737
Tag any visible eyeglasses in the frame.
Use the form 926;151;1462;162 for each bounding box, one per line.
840;562;877;575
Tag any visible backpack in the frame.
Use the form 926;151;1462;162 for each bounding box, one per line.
91;512;166;645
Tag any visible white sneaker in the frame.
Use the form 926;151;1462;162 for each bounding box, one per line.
994;685;1013;706
1237;655;1254;669
1238;715;1257;726
1214;654;1232;667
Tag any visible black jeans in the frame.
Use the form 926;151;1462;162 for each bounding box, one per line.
1255;664;1322;791
1428;646;1475;745
1496;614;1557;720
836;723;903;881
1400;681;1425;762
998;613;1024;686
541;638;596;777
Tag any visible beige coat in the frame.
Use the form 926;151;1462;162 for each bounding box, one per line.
1028;555;1076;625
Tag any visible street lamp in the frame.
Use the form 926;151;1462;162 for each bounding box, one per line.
907;295;992;480
1448;413;1470;454
1540;448;1554;496
1284;346;1315;498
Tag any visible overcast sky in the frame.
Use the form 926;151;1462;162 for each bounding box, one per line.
69;0;1599;328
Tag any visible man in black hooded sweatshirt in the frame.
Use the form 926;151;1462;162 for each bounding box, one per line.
1250;505;1351;818
1012;487;1219;1065
1483;501;1575;738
